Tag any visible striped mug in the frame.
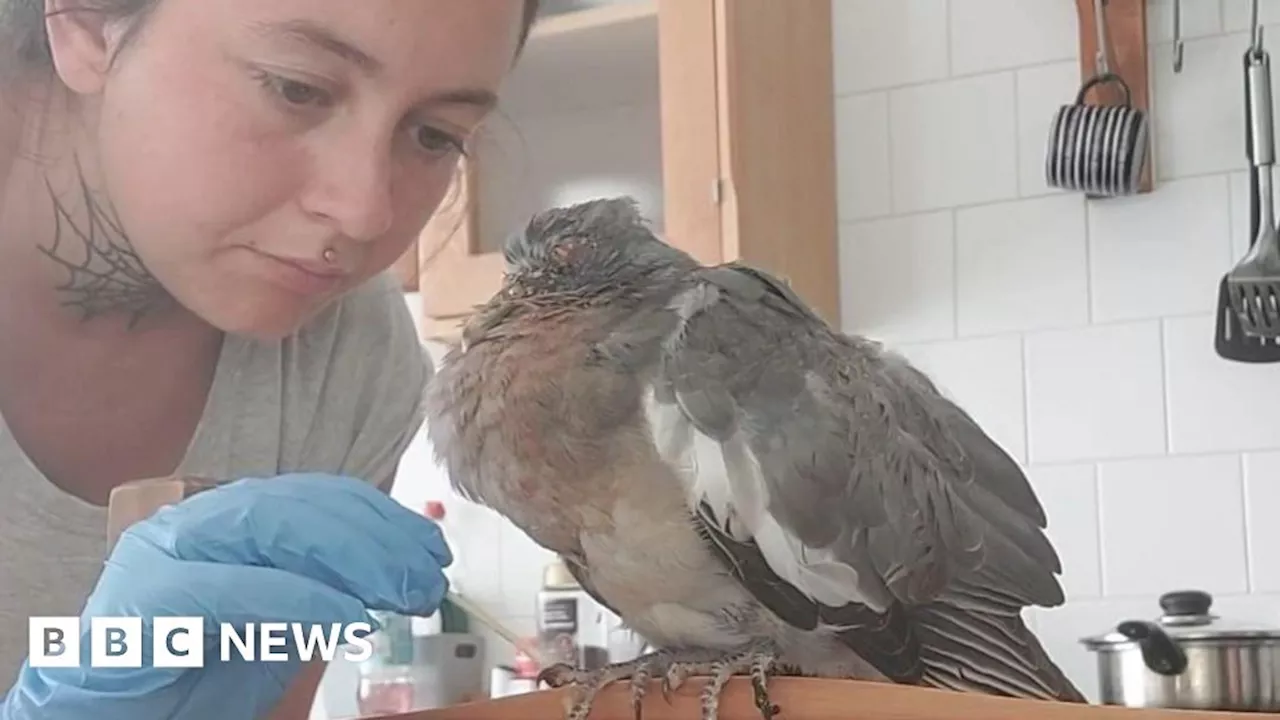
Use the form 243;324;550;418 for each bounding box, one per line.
1045;72;1150;197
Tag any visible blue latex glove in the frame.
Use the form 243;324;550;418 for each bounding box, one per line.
1;473;452;720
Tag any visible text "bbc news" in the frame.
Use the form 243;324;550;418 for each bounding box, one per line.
28;617;375;668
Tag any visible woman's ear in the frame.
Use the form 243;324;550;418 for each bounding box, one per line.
43;0;117;95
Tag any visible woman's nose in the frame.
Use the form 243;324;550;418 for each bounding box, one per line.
300;135;396;242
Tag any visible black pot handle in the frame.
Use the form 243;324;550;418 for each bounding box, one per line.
1117;620;1188;676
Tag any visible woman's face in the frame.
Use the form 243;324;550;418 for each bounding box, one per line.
56;0;525;338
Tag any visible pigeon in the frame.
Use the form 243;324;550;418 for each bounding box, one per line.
423;197;1085;720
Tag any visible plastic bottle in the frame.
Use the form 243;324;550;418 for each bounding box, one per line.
536;559;609;671
356;610;416;715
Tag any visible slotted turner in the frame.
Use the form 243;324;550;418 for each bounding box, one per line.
1217;39;1280;361
1229;42;1280;338
1227;235;1280;338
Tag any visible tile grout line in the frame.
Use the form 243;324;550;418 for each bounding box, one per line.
1011;69;1024;200
834;22;1277;99
1092;463;1108;597
950;209;959;338
1159;319;1172;455
944;0;953;79
862;315;1217;357
1019;333;1033;467
885;88;898;216
839;168;1247;226
1033;447;1274;468
1083;196;1095;324
1239;454;1255;593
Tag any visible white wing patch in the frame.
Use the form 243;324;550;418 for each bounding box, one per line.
641;386;867;608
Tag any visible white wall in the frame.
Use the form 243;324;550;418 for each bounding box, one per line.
390;0;1280;705
831;0;1280;702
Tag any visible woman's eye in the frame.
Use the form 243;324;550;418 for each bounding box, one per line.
415;126;464;157
255;70;331;108
278;79;326;105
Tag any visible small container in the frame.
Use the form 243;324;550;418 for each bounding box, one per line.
357;611;417;715
535;559;610;671
490;665;539;698
513;644;540;679
536;560;583;668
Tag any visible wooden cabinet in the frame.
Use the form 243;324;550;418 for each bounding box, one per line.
402;0;841;342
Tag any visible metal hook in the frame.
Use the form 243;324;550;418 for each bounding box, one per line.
1173;0;1183;72
1094;0;1111;75
1251;0;1264;56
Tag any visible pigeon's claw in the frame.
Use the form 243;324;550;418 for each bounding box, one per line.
539;650;687;720
749;650;781;720
540;643;783;720
696;642;781;720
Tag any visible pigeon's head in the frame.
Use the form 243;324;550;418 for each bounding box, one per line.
499;196;698;298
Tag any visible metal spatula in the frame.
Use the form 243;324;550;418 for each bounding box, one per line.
1228;41;1280;339
1227;237;1280;338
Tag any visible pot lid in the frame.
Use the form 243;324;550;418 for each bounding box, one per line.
1081;590;1280;648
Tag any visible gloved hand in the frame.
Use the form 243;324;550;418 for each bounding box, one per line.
1;473;452;720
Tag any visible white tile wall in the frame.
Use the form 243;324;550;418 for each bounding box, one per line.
889;72;1020;211
385;0;1280;707
832;0;1280;704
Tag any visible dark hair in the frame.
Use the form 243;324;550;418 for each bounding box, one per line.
1;0;541;76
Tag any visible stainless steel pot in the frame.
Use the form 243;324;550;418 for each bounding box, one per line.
1080;590;1280;712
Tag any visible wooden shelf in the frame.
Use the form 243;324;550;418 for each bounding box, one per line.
502;0;658;118
531;0;656;40
413;0;841;342
452;0;664;254
392;1;659;296
385;677;1265;720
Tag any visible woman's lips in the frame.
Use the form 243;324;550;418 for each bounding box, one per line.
249;248;349;296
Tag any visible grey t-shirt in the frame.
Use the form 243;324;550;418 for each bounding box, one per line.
0;272;432;686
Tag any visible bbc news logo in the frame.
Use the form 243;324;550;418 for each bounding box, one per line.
29;617;375;668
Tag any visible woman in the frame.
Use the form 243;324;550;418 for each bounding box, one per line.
0;0;539;717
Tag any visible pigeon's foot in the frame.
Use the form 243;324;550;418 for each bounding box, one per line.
538;648;718;720
688;641;781;720
538;642;781;720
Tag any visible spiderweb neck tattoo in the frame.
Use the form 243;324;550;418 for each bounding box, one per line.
35;158;171;327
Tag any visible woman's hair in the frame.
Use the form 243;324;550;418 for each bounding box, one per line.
1;0;541;75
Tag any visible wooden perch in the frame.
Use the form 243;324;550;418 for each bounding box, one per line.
106;475;225;551
386;677;1265;720
1075;0;1153;193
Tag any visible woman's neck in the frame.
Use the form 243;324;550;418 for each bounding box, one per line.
0;79;186;341
0;81;226;504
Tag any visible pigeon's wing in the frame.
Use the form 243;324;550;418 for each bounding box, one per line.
559;552;624;619
639;262;1076;699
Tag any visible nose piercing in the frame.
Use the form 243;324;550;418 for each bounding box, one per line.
322;248;337;264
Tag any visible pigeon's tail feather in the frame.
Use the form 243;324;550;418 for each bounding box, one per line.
910;589;1086;703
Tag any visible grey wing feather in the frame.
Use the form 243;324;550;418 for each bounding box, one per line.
644;262;1080;700
559;552;625;619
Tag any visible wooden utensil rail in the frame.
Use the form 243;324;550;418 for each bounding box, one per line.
377;677;1267;720
1074;0;1153;194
